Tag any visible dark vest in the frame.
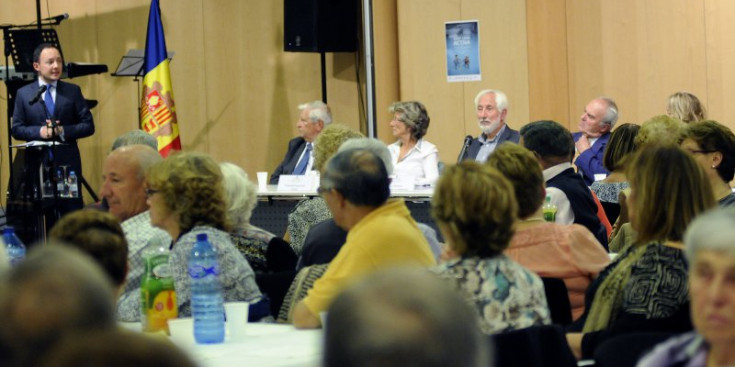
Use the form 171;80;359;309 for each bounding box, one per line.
547;168;608;250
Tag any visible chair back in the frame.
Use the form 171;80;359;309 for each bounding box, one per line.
541;277;572;326
491;324;577;367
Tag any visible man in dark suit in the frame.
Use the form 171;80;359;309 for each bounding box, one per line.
461;89;520;162
11;43;95;210
269;100;331;184
573;97;618;185
520;120;608;250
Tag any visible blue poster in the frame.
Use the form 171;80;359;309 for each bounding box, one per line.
445;20;481;82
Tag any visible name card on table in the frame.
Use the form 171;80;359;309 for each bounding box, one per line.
277;174;318;192
390;175;416;191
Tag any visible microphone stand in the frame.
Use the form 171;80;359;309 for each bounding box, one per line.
37;90;62;238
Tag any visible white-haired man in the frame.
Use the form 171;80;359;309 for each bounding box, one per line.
573;97;618;185
270;100;332;184
461;89;520;162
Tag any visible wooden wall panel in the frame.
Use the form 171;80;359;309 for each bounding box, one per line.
704;0;735;125
393;0;529;164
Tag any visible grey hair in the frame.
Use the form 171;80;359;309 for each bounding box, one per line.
597;96;619;128
338;138;393;175
107;145;162;181
111;130;158;152
324;267;491;367
298;100;332;125
219;162;258;229
474;89;509;116
389;101;431;140
684;207;735;263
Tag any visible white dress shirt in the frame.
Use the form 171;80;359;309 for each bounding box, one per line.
388;139;439;186
542;162;575;225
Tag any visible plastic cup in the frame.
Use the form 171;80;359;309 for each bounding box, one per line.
256;172;268;191
224;302;249;341
167;317;195;346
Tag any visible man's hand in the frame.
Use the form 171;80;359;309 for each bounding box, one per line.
39;120;63;139
575;134;591;153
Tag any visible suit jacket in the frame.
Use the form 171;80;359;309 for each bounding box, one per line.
12;80;94;172
462;125;520;162
573;132;610;186
270;136;307;184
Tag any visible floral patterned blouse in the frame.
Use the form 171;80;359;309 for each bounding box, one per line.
432;255;551;334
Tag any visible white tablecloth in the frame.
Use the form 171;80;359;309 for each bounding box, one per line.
120;322;322;367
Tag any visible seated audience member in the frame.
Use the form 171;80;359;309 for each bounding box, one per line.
566;145;715;360
49;210;128;295
292;149;435;328
0;245;116;367
461;89;520;162
100;144;172;321
666;91;706;124
325;267;491;367
270;100;332;184
286;124;364;254
297;137;442;270
431;161;551;334
111;129;159;151
520;120;608;249
574;97;619;185
610;115;687;251
637;208;735;367
590;123;639;224
387;101;439;186
145;152;266;319
220;162;295;272
680;120;735;206
488;143;610;320
40;329;196;367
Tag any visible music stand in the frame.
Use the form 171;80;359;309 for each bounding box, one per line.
112;49;174;124
111;49;174;78
6;28;63;72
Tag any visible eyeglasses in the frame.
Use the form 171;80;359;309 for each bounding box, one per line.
145;188;159;198
316;186;333;196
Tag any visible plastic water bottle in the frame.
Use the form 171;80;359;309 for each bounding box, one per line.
3;227;26;267
543;194;557;222
140;238;177;333
56;169;65;197
188;233;224;344
68;171;79;198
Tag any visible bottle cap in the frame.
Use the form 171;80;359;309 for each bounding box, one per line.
196;233;208;242
3;226;14;234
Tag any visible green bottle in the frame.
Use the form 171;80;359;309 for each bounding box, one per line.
140;238;178;333
543;194;557;222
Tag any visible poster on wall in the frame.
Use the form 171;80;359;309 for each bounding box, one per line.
445;20;481;82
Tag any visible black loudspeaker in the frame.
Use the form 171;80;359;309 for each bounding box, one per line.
284;0;358;52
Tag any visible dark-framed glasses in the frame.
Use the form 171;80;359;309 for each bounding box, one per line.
145;188;159;198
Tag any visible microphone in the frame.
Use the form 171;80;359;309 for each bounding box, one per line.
42;13;69;24
28;85;48;106
456;135;473;163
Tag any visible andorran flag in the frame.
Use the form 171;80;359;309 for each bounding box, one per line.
140;0;181;157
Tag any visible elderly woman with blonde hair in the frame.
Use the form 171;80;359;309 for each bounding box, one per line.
431;161;550;334
387;101;439;186
145;152;266;319
667;91;706;124
221;162;295;272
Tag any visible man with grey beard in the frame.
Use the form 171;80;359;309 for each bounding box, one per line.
460;89;520;162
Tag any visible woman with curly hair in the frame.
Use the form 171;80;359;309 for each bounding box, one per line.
431;161;550;334
387;101;439;186
145;152;266;319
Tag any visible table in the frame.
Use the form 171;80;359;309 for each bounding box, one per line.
120;322;322;367
251;185;442;242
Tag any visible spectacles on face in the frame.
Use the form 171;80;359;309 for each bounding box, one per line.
145;188;159;198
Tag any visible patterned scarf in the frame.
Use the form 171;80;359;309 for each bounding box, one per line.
582;242;649;332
